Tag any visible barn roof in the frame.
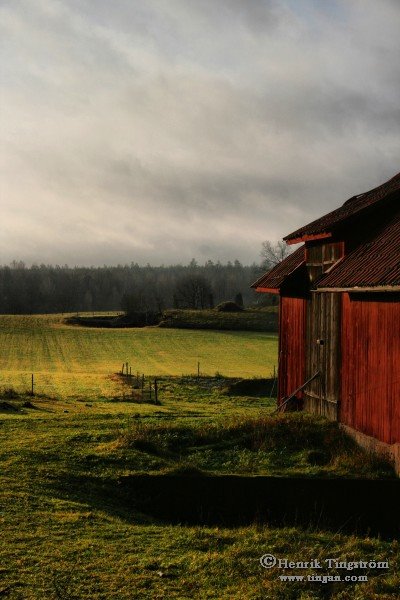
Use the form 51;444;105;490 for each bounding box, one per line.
251;245;305;291
316;212;400;290
284;172;400;244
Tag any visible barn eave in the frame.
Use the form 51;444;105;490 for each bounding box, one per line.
251;245;305;292
314;285;400;293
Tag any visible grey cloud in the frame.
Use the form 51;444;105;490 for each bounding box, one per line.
177;0;282;34
0;0;399;266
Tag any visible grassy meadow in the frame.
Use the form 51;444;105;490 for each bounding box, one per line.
1;314;399;599
1;379;398;599
0;314;277;400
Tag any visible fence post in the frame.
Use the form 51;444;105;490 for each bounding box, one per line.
197;361;200;378
149;380;152;402
121;363;124;375
31;373;34;397
154;378;158;404
141;374;145;399
126;362;129;378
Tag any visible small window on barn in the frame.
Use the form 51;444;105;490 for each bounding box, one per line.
322;242;344;264
306;241;344;280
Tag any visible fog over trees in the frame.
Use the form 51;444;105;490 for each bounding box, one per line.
0;259;270;314
0;237;289;314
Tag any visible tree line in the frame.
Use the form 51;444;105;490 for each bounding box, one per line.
0;243;290;314
0;259;271;315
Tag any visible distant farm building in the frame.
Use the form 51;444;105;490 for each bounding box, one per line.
253;172;400;471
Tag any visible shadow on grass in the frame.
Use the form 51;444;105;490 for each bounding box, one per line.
220;378;277;397
46;472;154;525
49;473;400;538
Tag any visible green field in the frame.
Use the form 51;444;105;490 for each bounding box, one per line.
1;314;398;599
0;314;278;400
1;380;398;599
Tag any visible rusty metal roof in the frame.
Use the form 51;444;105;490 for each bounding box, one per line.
285;172;400;243
251;246;305;290
316;212;400;289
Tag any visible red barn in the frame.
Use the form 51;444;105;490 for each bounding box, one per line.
252;172;400;472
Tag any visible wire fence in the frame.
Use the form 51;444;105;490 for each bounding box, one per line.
0;361;278;402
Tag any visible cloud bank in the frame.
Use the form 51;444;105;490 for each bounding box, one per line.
1;0;399;265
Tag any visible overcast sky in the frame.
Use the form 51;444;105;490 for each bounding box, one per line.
1;0;399;266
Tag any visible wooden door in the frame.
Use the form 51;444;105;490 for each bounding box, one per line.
303;293;341;420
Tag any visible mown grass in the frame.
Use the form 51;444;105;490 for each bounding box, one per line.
0;379;398;599
0;314;277;399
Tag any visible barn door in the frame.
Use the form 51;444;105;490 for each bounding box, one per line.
304;293;340;420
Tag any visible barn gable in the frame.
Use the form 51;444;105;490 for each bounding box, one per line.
316;212;400;291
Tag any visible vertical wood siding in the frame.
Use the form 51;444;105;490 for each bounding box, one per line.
278;296;307;405
341;293;400;444
303;293;341;420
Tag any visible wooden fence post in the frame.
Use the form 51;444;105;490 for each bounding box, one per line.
149;380;152;402
197;361;200;378
154;378;158;404
141;374;145;399
31;373;34;397
121;363;124;375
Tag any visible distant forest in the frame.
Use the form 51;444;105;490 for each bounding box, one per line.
0;259;274;314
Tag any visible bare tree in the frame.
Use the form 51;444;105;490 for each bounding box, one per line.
260;240;292;270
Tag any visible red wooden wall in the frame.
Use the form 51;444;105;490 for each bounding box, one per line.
341;293;400;444
278;296;307;404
